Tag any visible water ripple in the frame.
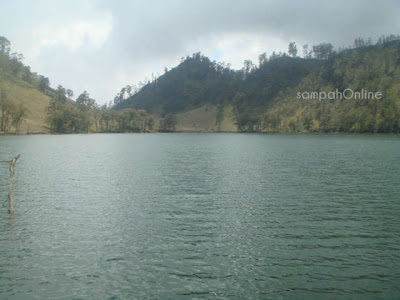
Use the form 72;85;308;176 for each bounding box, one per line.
0;133;399;299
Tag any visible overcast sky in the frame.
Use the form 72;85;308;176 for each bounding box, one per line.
1;0;400;104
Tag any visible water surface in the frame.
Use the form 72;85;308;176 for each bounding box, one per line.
0;133;399;299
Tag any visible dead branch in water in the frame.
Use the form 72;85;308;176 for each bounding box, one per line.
8;154;20;214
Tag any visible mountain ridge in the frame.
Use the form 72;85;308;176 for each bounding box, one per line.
115;38;400;133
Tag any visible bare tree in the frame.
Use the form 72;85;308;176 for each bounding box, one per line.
8;154;20;214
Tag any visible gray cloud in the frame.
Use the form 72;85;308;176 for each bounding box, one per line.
1;0;399;104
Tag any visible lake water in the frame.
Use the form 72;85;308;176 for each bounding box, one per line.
0;133;399;299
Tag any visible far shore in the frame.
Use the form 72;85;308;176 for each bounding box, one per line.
1;130;399;136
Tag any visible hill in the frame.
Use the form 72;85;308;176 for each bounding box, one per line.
115;52;322;115
0;74;51;133
263;40;400;132
0;36;156;134
0;41;51;133
115;37;400;133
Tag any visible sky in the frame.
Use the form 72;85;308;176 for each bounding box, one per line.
1;0;400;104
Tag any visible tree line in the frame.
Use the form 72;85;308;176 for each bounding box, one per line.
46;85;157;133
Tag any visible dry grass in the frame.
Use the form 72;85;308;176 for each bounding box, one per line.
175;104;237;132
0;79;50;132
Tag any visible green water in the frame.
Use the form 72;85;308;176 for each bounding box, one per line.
0;133;399;299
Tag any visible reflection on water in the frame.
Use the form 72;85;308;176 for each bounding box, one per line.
0;133;399;299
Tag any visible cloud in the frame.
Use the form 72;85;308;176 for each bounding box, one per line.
1;0;399;104
34;18;113;53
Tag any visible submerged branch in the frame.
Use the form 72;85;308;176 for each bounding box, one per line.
8;154;20;214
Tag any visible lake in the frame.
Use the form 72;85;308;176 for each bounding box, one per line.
0;133;399;299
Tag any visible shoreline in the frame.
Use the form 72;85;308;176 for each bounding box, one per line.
1;130;399;136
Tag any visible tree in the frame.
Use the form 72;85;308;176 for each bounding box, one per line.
160;113;177;131
288;42;298;57
66;89;74;98
126;85;132;97
76;90;95;110
0;90;14;131
0;36;11;56
243;60;255;75
354;37;365;48
100;109;113;131
23;66;32;82
74;91;95;132
38;76;50;93
92;104;100;132
303;44;311;58
46;86;76;133
258;52;267;67
9;57;24;76
313;43;334;60
146;116;154;131
56;85;67;103
137;109;149;131
10;52;24;62
12;103;27;132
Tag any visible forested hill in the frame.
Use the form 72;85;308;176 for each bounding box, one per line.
115;37;400;133
115;52;323;114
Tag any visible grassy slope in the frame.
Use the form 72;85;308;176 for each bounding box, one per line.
0;77;50;132
174;104;237;132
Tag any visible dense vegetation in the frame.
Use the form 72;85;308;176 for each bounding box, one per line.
116;35;400;133
263;41;400;133
46;86;154;133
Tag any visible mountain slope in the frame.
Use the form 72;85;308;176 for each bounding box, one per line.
263;40;400;132
0;49;51;133
115;39;400;133
174;104;236;132
115;53;240;113
0;78;50;132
